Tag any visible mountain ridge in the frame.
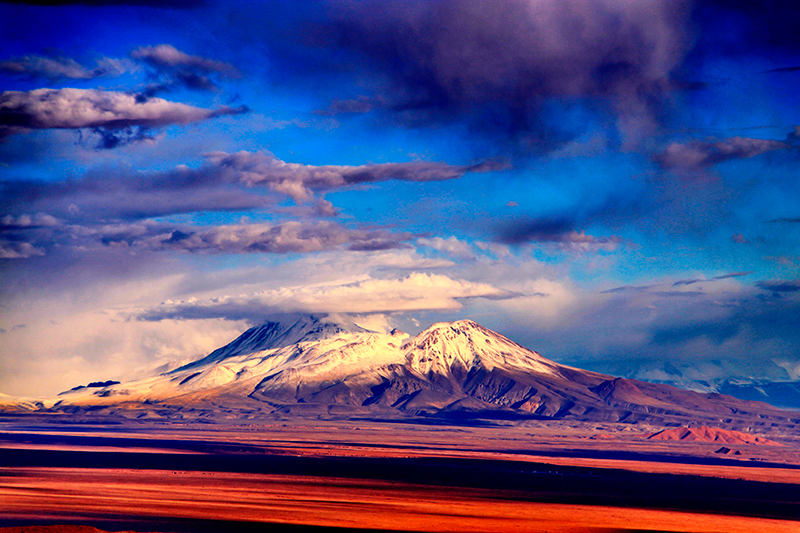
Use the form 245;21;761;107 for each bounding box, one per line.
4;316;798;432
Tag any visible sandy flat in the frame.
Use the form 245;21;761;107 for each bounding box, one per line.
1;419;799;532
1;467;798;533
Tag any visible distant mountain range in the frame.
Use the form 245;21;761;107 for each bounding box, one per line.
566;358;800;410
6;316;799;431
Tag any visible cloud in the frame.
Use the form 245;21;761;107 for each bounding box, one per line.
0;240;44;259
0;213;59;229
132;44;239;76
653;136;787;170
499;276;800;386
600;284;655;294
756;280;800;293
131;44;240;93
672;271;752;286
1;150;488;222
4;219;414;258
417;236;474;259
314;95;387;116
0;88;248;145
495;217;622;251
291;0;693;150
0;213;60;259
0;170;267;221
138;272;515;322
0;55;132;81
143;220;413;254
203;150;499;202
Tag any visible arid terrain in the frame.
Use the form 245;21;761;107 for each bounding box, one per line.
2;413;799;533
3;318;800;532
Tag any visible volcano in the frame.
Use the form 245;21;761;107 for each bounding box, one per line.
39;316;800;428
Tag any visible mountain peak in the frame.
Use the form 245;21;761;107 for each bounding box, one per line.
174;314;372;372
404;319;563;378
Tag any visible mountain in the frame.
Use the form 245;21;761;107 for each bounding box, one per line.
566;357;800;409
647;426;782;446
24;316;800;429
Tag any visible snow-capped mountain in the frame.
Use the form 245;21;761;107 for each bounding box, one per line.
31;316;800;428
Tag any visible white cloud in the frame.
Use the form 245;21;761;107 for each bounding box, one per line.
139;272;515;321
0;88;246;136
417;236;475;259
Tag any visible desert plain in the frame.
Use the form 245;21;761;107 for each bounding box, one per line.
2;413;799;533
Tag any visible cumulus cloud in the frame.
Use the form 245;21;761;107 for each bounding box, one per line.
138;272;515;322
653;136;787;170
495;217;622;252
0;88;248;145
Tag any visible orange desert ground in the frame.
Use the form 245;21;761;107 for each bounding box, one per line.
2;416;800;533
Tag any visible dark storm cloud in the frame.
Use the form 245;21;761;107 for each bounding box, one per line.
495;216;622;251
653;136;787;170
272;0;693;151
0;88;248;143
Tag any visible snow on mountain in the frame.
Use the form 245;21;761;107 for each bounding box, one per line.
179;314;371;371
27;315;800;430
403;320;565;377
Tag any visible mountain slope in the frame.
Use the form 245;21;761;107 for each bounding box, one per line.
34;316;800;429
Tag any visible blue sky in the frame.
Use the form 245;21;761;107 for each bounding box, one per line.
1;0;799;396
